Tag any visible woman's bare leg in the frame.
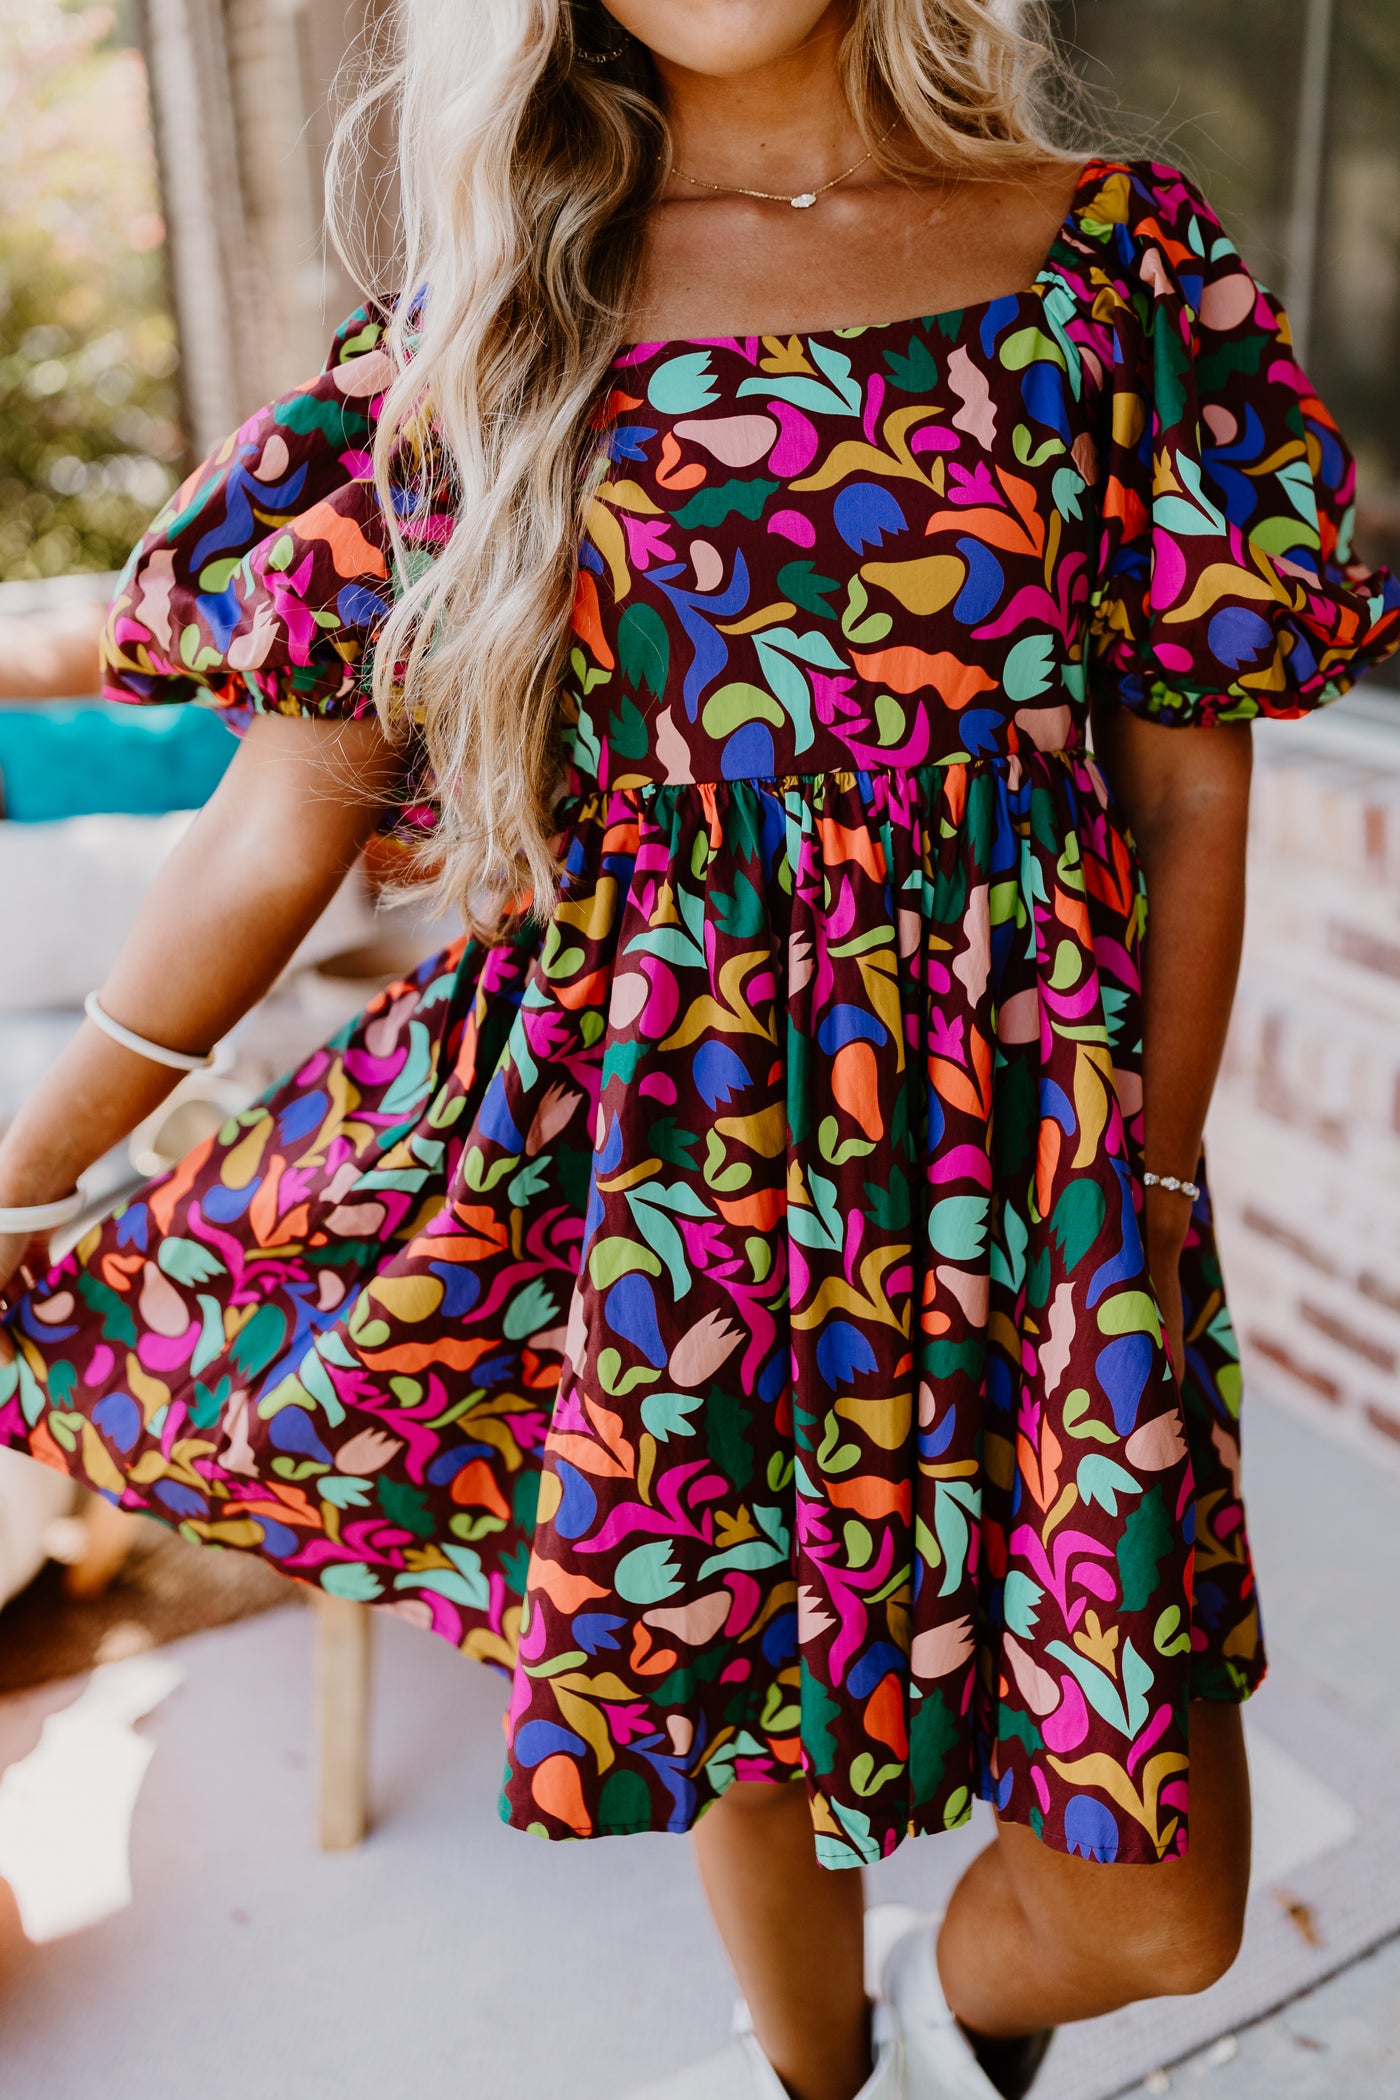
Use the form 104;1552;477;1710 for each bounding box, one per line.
690;1705;1249;2100
939;1700;1252;2038
691;1779;870;2100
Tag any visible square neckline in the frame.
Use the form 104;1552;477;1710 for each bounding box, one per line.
614;153;1114;363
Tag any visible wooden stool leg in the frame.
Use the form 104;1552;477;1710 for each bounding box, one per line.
314;1593;373;1849
60;1491;142;1599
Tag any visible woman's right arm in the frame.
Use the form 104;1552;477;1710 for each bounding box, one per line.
0;711;401;1346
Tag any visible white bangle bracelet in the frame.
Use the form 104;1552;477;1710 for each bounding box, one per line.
84;991;216;1073
1142;1169;1201;1202
0;1189;85;1234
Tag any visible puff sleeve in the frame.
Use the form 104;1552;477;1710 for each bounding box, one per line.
100;307;396;724
1085;161;1400;724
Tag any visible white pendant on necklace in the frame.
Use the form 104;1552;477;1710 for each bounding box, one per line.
790;191;817;209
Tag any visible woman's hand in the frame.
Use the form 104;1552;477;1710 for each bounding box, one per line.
0;1227;52;1365
1144;1192;1190;1382
0;711;401;1365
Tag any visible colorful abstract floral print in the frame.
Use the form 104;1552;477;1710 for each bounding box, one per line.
5;160;1398;1870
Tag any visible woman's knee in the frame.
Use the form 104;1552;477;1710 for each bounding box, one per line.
1074;1858;1249;2002
705;1777;810;1828
693;1777;815;1867
997;1821;1249;2005
1127;1709;1252;1996
1033;1890;1245;2007
1117;1893;1247;1999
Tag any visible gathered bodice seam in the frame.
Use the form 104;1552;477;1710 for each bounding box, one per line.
560;744;1097;804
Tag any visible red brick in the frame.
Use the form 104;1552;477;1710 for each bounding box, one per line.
1360;1271;1400;1319
1299;1302;1397;1373
1247;1333;1343;1402
1241;1206;1338;1276
1363;803;1387;869
1327;921;1400;982
1363;1400;1400;1448
1255;1077;1347;1151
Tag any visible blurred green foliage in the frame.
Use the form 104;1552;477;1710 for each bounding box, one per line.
0;0;184;581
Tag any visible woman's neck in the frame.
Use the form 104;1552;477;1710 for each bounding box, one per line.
656;9;869;199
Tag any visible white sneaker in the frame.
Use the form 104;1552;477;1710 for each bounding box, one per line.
863;1901;922;2000
620;1994;901;2098
869;1905;1006;2100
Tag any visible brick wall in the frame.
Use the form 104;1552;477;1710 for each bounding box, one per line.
1206;694;1400;1473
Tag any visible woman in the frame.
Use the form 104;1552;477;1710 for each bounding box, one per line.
2;5;1397;2097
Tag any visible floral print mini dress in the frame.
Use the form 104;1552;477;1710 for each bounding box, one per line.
5;160;1398;1869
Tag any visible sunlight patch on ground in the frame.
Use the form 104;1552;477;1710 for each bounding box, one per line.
1244;1717;1359;1892
0;1650;180;1941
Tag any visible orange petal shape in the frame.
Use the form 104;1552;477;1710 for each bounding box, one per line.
529;1554;611;1614
530;1752;593;1834
815;816;885;876
849;647;999;710
148;1134;216;1235
714;1187;785;1231
570;570;616;671
28;1417;72;1477
827;1474;911;1521
864;1669;909;1760
449;1458;511;1518
831;1040;884;1139
291;498;387;581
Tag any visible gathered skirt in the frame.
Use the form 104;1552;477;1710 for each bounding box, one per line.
1;751;1264;1868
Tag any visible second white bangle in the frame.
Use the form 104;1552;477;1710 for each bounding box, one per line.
0;1189;85;1234
84;991;216;1074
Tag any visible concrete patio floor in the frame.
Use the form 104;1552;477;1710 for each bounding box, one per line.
1117;1388;1400;2100
0;1392;1395;2100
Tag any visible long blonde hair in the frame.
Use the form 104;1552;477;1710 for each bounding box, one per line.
328;1;1085;933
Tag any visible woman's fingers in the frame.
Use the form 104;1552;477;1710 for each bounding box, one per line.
0;1234;29;1299
0;1228;56;1363
1155;1270;1185;1382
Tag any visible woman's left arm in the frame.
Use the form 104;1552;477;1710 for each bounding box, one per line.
1089;701;1254;1374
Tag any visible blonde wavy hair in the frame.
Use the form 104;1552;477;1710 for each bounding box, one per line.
328;1;1086;933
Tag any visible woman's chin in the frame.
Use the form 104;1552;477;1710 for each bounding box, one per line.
604;0;846;80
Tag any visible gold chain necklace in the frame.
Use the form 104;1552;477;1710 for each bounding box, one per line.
667;123;896;211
